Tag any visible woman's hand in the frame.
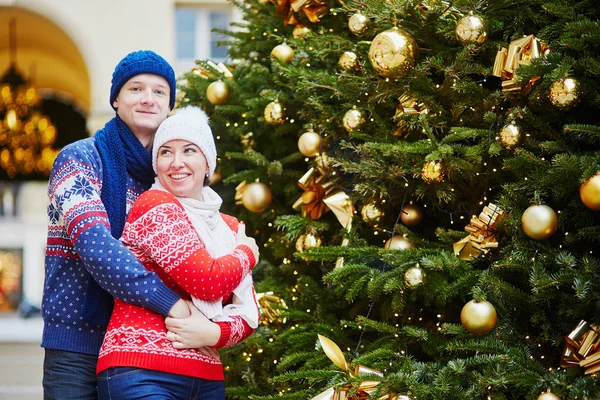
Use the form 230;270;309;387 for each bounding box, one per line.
165;301;221;350
236;222;259;263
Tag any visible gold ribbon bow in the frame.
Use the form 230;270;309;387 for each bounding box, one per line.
255;291;287;327
562;320;600;375
191;60;233;79
269;0;329;25
492;34;548;94
453;203;503;260
312;335;402;400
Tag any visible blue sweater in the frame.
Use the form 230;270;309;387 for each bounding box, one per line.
41;137;181;355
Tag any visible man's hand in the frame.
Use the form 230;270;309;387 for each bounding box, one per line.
166;300;221;349
168;298;191;319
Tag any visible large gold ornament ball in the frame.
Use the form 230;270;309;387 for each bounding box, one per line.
295;233;322;253
338;51;359;71
348;13;369;36
298;130;321;157
455;14;488;45
271;43;295;64
368;27;418;79
580;174;600;210
206;80;230;105
421;160;445;184
460;299;497;335
293;25;312;39
361;203;383;225
537;392;560;400
404;264;425;286
264;101;285;125
401;204;423;227
549;77;581;110
343;109;365;132
521;204;558;240
242;182;273;213
498;123;521;150
384;235;415;250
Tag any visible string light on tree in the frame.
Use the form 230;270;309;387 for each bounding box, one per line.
498;122;521;150
580;173;600;210
206;80;230;105
348;12;369;35
460;299;497;335
369;27;418;79
521;204;558;240
343;108;365;132
421;160;445;184
384;235;415;250
297;128;321;157
455;12;488;45
404;264;425;287
549;77;581;110
264;101;285;125
401;203;423;227
271;42;295;63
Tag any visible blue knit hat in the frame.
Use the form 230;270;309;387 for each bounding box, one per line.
110;50;176;110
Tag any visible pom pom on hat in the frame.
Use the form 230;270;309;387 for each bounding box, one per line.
152;106;217;178
110;50;176;110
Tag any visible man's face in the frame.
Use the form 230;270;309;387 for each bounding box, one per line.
112;74;170;145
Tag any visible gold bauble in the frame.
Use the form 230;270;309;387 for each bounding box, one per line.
293;25;312;39
338;51;358;71
298;130;321;157
384;235;415;250
460;299;497;335
271;43;295;64
549;77;581;110
348;13;369;35
521;204;558;240
264;101;285;125
537;392;560;400
400;204;423;227
498;123;521;150
343;109;365;132
361;203;383;225
295;233;322;253
242;182;273;213
421;160;445;184
455;14;488;45
580;174;600;210
206;81;230;105
368;27;418;79
404;264;425;286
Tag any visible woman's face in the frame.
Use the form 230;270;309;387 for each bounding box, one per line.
156;139;208;200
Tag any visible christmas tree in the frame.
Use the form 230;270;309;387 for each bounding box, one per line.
178;0;600;398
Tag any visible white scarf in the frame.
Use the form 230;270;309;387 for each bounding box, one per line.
151;180;259;328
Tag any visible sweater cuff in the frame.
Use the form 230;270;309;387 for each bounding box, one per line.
147;284;181;317
236;244;257;270
214;322;231;348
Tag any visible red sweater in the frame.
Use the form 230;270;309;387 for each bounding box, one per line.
97;190;258;380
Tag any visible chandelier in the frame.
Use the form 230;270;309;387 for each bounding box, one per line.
0;18;59;179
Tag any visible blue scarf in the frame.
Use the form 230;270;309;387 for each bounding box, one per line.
83;115;155;326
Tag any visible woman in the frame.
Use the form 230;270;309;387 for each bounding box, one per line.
97;106;260;399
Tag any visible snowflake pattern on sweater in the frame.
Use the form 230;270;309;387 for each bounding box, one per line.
97;189;258;380
42;138;181;355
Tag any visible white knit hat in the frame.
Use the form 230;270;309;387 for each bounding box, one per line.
152;106;217;178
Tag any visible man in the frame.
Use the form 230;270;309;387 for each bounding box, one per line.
42;50;190;399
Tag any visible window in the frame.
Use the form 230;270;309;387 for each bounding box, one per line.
175;6;232;72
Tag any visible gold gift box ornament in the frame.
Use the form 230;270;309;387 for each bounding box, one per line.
311;335;407;400
492;34;548;94
268;0;328;25
561;320;600;375
453;203;504;261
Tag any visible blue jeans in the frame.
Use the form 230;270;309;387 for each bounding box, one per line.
43;348;99;400
97;367;225;400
